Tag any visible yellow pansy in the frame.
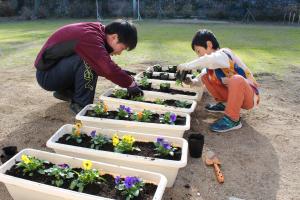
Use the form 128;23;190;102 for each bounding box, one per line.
137;112;143;120
113;137;120;146
112;133;119;140
21;154;30;164
75;129;81;136
123;135;135;144
82;160;92;170
75;122;82;129
103;104;108;113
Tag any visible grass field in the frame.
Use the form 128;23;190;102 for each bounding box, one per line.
0;19;299;74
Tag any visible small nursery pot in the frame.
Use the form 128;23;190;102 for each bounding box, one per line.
141;82;152;90
160;83;171;93
176;70;191;82
153;65;162;72
188;133;204;158
160;73;169;80
168;65;177;73
1;146;18;164
143;70;153;78
2;146;18;156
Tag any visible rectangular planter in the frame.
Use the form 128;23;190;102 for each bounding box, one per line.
100;88;197;115
47;124;188;187
115;84;202;101
0;149;167;200
135;71;198;91
76;105;190;138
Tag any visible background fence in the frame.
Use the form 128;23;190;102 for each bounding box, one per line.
0;0;300;23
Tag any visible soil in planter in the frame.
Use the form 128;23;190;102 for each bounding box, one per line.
5;162;157;200
138;85;197;96
85;110;187;125
57;135;182;161
108;94;192;108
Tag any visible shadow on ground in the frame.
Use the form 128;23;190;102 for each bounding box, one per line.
163;94;280;200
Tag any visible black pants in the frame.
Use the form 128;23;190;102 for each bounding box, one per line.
36;54;98;106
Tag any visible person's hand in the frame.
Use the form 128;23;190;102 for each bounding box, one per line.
127;82;144;98
183;77;193;85
184;77;202;87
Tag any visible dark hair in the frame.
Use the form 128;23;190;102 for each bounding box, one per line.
191;29;220;51
105;20;137;51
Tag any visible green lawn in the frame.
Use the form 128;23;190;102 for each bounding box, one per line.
0;19;299;74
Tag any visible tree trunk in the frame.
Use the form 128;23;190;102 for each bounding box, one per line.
33;0;41;18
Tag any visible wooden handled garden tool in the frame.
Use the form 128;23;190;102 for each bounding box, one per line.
205;150;224;183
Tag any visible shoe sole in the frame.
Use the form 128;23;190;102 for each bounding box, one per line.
205;108;225;113
211;122;243;133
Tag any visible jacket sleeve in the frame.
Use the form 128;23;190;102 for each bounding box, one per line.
183;50;230;70
75;34;134;88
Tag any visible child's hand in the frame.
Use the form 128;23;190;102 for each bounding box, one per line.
183;77;193;85
184;77;202;88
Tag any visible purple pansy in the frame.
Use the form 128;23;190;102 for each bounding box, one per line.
115;176;121;185
58;164;69;169
90;130;96;138
156;137;164;144
163;142;172;150
124;176;140;189
119;105;132;114
170;113;177;122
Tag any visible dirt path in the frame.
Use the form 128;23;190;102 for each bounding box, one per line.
0;64;299;200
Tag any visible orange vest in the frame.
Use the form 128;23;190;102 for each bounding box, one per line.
207;52;259;95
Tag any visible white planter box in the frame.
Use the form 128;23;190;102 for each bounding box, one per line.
135;72;196;90
100;88;197;115
0;149;167;200
47;124;188;187
115;84;202;101
76;105;190;138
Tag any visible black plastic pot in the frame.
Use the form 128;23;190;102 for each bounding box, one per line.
188;133;204;158
168;65;177;73
159;83;170;92
143;70;153;78
153;65;162;72
175;70;191;82
160;73;169;80
1;146;18;164
140;83;152;90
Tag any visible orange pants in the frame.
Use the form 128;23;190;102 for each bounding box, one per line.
201;74;256;121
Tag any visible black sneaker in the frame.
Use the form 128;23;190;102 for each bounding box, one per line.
70;102;84;114
53;90;73;102
205;102;225;113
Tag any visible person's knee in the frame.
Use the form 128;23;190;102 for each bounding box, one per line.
36;70;52;91
228;75;246;86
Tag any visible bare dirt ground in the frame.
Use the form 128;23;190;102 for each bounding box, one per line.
0;64;299;200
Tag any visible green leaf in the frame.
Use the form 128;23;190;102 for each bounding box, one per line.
69;180;77;190
78;185;84;192
77;138;82;143
133;189;140;197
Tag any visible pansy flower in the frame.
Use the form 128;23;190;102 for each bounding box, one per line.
82;160;92;170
